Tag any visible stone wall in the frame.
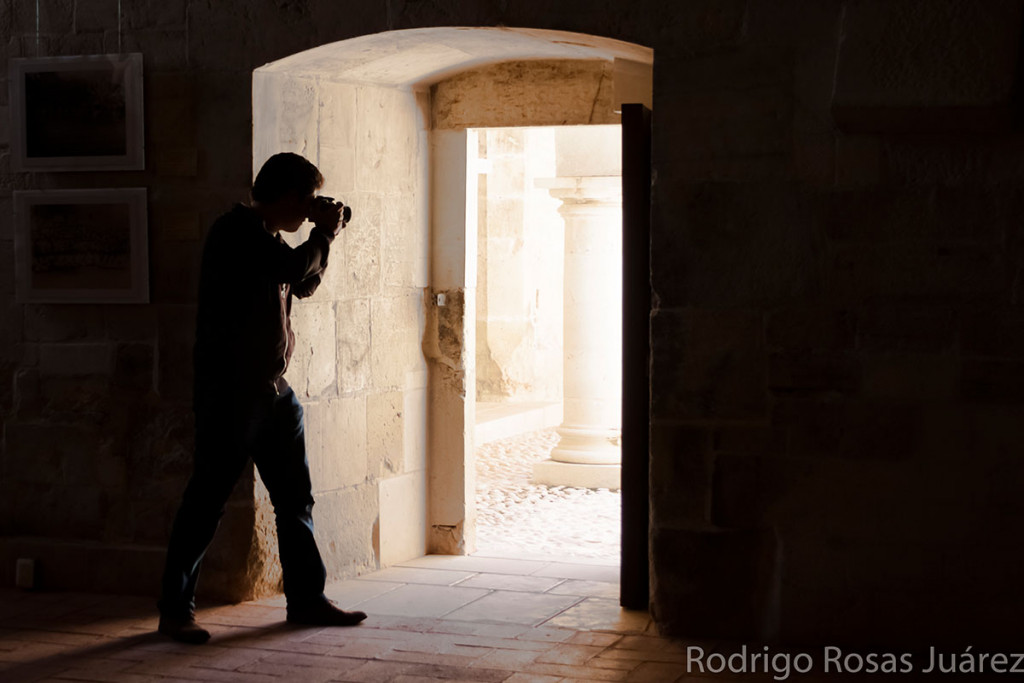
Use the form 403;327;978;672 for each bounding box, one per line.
475;127;564;403
1;0;1023;647
252;70;430;585
647;0;1024;647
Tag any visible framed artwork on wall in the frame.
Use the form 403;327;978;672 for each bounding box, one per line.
9;53;145;171
13;189;149;304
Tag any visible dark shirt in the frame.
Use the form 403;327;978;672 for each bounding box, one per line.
193;203;333;412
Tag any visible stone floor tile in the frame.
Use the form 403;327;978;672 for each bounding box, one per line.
542;599;650;634
339;660;508;683
585;656;637;671
322;579;403;610
200;604;286;628
388;671;507;683
45;655;140;676
535;643;605;666
426;620;530;639
141;644;264;670
0;661;72;682
514;627;577;643
330;626;434;644
357;615;448;634
157;667;283;682
377;648;485;668
379;631;484;656
356;566;477;586
396;555;549;576
51;672;185;683
125;662;280;682
442;591;582;627
235;659;340;682
123;654;221;676
531;563;619;583
613;634;690;652
502;674;564;683
302;633;396;658
597;648;689;665
333;659;417;683
444;634;554;653
454;574;566;593
524;661;630;681
567;631;621;647
623;660;691;682
2;628;109;648
545;579;618;600
0;639;69;662
466;647;543;671
249;593;287;608
203;627;336;655
53;617;157;639
389;676;480;683
349;584;490;619
258;648;368;672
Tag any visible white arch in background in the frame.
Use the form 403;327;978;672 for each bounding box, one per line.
253;27;652;577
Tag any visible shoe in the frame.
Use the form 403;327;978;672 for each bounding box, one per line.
287;599;367;626
158;614;211;644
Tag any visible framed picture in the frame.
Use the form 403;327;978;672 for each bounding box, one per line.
13;189;149;304
9;53;145;171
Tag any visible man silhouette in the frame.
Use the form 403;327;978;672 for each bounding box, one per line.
157;152;366;644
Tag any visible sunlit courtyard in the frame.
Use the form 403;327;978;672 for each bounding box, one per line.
471;124;623;565
474;428;620;563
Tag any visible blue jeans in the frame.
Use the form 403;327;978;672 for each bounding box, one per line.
158;388;327;617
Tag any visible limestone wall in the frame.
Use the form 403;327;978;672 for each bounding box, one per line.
1;0;1023;648
474;124;623;406
476;127;564;403
253;71;430;582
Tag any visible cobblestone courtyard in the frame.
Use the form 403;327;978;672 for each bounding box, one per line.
474;429;621;563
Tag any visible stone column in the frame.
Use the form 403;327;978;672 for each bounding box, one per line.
533;176;622;490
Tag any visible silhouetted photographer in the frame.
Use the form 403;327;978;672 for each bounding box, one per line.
157;152;365;644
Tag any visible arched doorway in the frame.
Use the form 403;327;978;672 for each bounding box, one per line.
252;27;652;602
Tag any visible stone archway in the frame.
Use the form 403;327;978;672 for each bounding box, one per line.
251;27;652;596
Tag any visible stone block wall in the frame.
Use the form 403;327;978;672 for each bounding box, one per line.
0;0;1022;648
475;127;564;403
648;0;1024;647
0;0;243;595
253;70;430;583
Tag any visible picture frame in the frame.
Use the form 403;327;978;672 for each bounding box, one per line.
13;189;149;304
9;53;145;171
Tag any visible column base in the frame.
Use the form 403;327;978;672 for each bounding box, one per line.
531;458;621;490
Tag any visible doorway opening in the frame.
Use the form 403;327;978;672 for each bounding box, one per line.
470;125;623;564
253;27;652;605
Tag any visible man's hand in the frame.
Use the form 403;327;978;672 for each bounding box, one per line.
309;196;350;237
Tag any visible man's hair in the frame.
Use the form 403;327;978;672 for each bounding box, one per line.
251;152;324;204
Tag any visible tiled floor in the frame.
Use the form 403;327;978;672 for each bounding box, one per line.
1;553;897;682
0;554;726;683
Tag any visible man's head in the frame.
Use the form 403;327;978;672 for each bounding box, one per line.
251;153;325;233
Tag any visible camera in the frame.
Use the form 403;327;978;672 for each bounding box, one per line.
308;195;353;224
